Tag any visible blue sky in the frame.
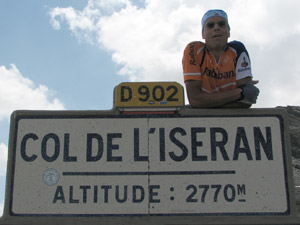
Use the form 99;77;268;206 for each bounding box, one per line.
1;0;300;215
0;0;126;214
0;0;125;110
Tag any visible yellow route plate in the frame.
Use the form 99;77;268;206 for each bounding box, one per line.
114;82;184;108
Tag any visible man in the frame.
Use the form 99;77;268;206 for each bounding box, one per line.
182;9;259;108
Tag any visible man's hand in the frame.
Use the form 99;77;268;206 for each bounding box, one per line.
240;82;260;104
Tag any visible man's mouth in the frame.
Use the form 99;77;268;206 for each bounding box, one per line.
213;34;222;38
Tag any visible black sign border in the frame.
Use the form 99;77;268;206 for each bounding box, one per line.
8;113;290;217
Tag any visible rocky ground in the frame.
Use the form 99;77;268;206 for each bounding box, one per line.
293;162;300;216
293;157;300;216
281;106;300;216
292;157;300;217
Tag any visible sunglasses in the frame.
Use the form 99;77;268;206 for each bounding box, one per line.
206;21;226;29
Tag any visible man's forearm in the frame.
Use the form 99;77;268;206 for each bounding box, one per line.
189;88;243;108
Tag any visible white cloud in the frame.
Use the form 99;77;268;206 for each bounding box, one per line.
0;143;7;177
48;0;130;44
48;0;300;107
49;6;100;44
0;64;65;121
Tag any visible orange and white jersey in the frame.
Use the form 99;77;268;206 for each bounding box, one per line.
182;41;252;93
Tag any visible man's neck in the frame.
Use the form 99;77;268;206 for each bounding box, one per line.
211;49;223;62
206;44;227;63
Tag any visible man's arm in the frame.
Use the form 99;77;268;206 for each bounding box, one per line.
218;77;257;108
185;77;257;108
185;80;243;108
236;77;257;87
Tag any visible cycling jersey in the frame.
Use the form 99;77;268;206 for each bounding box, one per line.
182;40;252;93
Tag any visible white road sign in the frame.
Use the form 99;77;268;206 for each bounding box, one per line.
10;114;290;216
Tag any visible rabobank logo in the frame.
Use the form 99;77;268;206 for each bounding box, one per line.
237;52;251;73
241;57;249;67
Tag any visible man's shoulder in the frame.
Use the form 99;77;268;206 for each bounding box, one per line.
187;41;205;45
228;40;248;53
184;41;206;55
186;41;205;49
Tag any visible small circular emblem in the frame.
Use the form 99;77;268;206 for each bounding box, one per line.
42;168;60;186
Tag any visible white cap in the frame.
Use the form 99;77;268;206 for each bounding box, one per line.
201;9;229;29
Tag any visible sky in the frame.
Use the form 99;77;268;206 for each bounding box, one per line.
1;0;300;216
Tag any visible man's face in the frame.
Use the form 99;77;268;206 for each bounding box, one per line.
202;16;230;50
